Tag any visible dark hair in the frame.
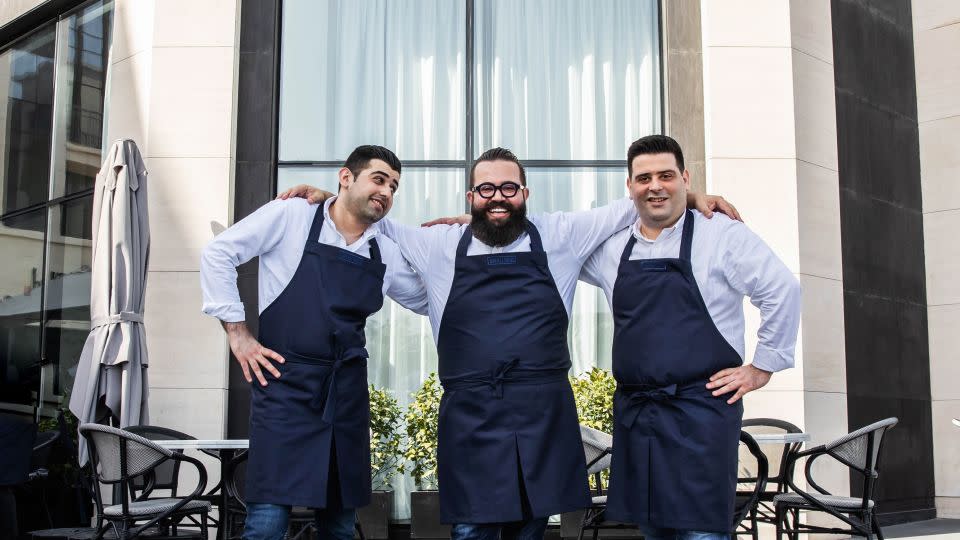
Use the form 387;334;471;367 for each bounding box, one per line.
470;147;526;186
627;135;685;176
344;145;402;178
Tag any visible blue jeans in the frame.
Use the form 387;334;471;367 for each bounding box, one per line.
450;518;549;540
243;503;355;540
637;527;729;540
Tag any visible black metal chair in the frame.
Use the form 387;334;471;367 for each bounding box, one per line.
124;426;196;501
740;418;803;528
575;424;631;540
79;423;211;539
774;417;898;540
734;431;769;539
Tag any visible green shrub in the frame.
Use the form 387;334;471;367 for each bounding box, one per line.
570;367;616;489
402;373;442;489
369;385;404;491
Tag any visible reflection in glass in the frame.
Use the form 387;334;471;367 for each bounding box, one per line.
280;0;466;161
0;209;47;406
475;0;661;160
0;25;56;216
526;168;628;373
50;0;113;199
43;198;93;397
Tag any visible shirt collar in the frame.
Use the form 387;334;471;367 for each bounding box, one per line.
322;196;379;244
632;210;686;244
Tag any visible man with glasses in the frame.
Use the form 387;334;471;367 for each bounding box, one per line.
278;146;738;540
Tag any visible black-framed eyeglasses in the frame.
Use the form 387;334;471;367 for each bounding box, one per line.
471;182;526;199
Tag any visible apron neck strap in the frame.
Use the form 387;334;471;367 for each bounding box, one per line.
368;237;382;263
679;209;694;262
457;219;544;257
307;203;326;246
619;209;695;263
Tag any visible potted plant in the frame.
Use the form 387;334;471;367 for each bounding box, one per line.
562;368;634;538
403;373;449;539
358;385;404;539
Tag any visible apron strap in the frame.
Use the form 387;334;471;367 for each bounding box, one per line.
368;237;382;263
456;225;474;257
679;209;694;262
619;234;638;264
306;202;327;247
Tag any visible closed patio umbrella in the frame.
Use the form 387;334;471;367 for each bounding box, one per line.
69;139;150;465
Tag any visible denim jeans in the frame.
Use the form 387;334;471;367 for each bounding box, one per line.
243;502;355;540
450;517;549;540
636;526;729;540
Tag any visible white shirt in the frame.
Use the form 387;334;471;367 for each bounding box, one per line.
378;197;637;343
580;210;801;373
201;197;428;322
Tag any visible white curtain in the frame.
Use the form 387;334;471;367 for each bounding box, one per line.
279;0;660;519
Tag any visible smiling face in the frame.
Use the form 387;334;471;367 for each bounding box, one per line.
338;158;400;224
627;152;690;231
467;159;529;247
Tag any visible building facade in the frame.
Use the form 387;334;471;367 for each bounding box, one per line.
0;0;956;526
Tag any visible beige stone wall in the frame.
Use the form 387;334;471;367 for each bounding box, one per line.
102;0;240;491
700;0;851;518
913;0;960;519
0;0;46;27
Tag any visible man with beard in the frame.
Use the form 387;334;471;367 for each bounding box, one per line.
201;145;427;540
580;135;800;539
278;147;737;540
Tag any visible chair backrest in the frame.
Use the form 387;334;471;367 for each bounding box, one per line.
825;417;898;478
30;430;60;471
734;431;768;530
79;423;173;483
125;425;196;495
741;418;802;490
580;424;613;475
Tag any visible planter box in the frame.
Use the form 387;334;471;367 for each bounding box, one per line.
410;490;450;539
356;490;393;539
560;510;641;539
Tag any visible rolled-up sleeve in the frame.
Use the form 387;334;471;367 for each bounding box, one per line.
722;223;802;372
200;200;289;322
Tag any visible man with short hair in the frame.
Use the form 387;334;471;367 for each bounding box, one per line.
580;135;801;540
279;146;737;540
201;145;427;540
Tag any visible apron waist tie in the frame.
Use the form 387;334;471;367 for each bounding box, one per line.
618;381;706;428
441;360;569;398
285;345;368;424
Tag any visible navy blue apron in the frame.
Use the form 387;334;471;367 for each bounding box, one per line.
605;211;743;533
245;206;385;509
435;222;590;524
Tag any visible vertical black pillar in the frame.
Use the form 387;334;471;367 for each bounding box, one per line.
831;0;935;524
229;0;282;438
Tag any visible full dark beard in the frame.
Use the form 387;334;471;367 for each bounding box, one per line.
471;202;527;247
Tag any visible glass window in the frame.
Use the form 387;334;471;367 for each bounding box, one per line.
0;209;46;406
279;0;659;518
0;25;57;217
0;0;113;416
279;0;466;161
475;0;661;160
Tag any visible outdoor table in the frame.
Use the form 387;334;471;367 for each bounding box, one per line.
155;440;248;540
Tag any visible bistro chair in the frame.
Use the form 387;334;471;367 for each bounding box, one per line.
79;423;211;539
734;431;769;539
575;424;628;540
740;418;804;526
774;417;898;540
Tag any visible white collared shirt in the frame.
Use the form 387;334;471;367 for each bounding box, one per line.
579;210;801;373
378;197;637;342
201;197;427;322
